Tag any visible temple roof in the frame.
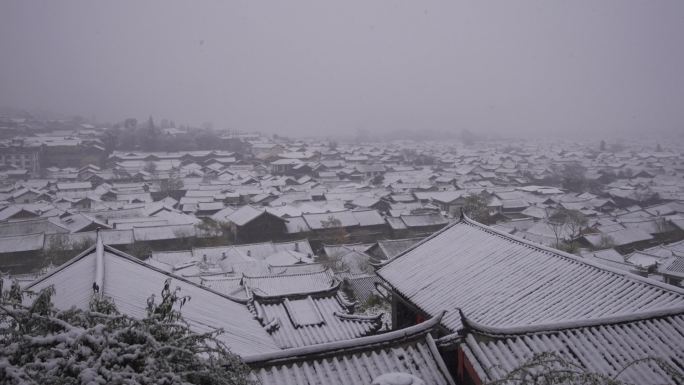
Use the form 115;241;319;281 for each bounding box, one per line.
456;307;684;385
26;232;280;356
245;315;456;385
379;215;684;332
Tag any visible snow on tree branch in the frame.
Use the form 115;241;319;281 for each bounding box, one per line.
0;279;254;385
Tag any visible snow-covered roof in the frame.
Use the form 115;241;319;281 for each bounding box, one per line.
303;210;360;229
352;209;386;227
283;216;311;233
192;240;314;264
209;206;236;222
399;213;449;228
0;205;42;221
245;315;455;385
350;196;381;208
252;291;382;349
226;205;284;227
244;269;338;298
459;307;684;385
149;250;194;268
520;205;546;219
583;228;653;247
374;237;425;260
26;234;280;356
56;181;92;191
378;216;684;333
324;243;373;259
579;248;632;271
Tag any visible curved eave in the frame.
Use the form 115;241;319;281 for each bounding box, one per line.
250;280;342;301
333;311;383;324
244;311;445;365
458;306;684;338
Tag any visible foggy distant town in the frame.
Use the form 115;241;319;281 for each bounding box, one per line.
1;1;683;384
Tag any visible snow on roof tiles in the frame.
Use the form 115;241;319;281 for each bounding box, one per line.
210;206;236;222
266;249;311;264
226;205;284;226
56;181;92;190
27;241;280;356
351;196;381;208
460;308;684;385
267;263;326;275
283;216;310;233
202;276;247;299
244;269;337;297
324;243;373;259
379;217;684;333
245;315;456;385
303;211;359;230
399;213;448;228
584;228;653;247
253;292;381;349
352;209;386;227
225;205;264;226
150;250;194;267
193;240;314;263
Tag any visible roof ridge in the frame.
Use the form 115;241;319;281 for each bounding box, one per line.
333;311;383;323
458;306;684;337
243;267;333;279
207;239;297;249
628;248;671;259
267;262;323;268
460;214;684;295
243;312;444;364
250;281;341;300
153;249;192;255
322;241;368;247
378;236;425;244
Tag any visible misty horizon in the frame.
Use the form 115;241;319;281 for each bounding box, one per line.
1;1;683;139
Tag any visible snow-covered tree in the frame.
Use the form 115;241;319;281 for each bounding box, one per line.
463;192;492;224
0;280;253;385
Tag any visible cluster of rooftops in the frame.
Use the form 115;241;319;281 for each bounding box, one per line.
12;214;684;384
1;128;683;382
1;136;683;283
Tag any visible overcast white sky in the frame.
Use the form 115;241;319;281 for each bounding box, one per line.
0;1;682;138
